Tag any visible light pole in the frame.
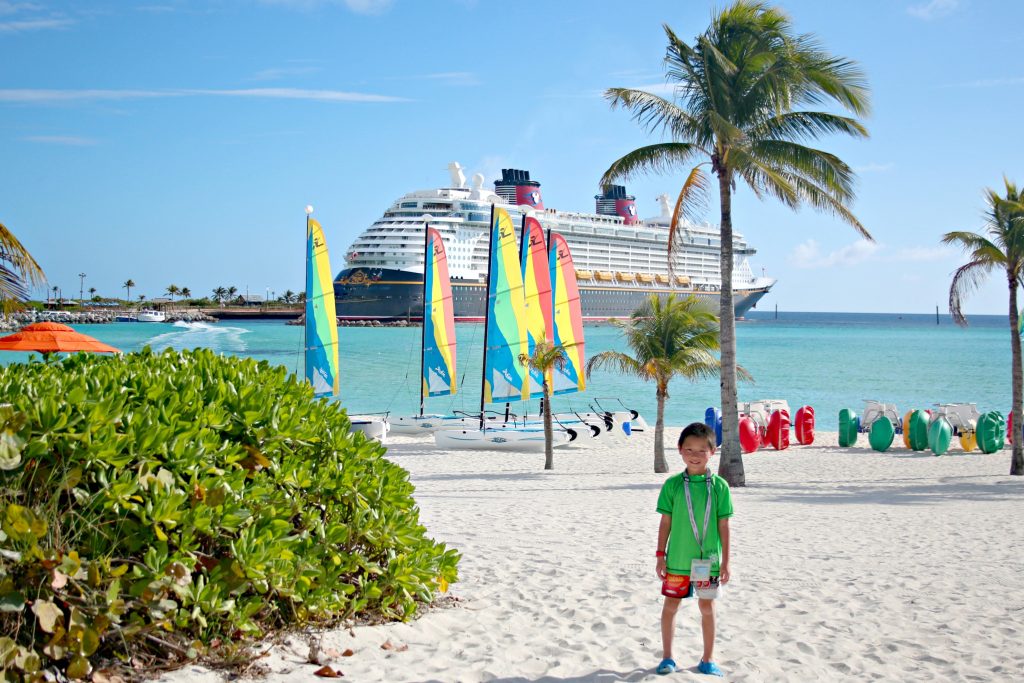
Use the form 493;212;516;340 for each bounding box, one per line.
78;272;86;304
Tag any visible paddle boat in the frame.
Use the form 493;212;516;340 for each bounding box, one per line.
706;400;815;453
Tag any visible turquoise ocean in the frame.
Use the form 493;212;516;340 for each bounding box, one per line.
2;312;1010;430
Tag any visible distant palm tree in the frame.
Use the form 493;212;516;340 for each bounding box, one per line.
165;284;180;302
518;341;573;470
586;294;744;473
212;286;227;305
0;220;45;311
88;287;97;302
601;1;870;485
51;285;59;304
943;178;1024;476
280;289;297;304
227;286;238;302
180;287;191;300
297;291;306;303
138;294;146;302
122;279;135;303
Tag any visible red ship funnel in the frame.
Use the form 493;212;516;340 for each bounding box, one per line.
494;168;544;210
596;185;638;225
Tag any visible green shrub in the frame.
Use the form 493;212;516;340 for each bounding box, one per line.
0;348;458;680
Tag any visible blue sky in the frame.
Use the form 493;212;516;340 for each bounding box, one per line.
2;0;1022;315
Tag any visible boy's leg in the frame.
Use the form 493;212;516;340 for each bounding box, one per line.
661;596;682;659
698;598;715;662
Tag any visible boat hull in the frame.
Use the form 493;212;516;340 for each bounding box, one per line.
433;427;571;451
335;268;770;321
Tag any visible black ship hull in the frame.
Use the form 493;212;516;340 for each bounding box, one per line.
335;268;770;321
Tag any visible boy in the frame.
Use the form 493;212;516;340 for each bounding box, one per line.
654;422;733;676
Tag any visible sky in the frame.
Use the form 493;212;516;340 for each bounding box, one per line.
2;0;1023;315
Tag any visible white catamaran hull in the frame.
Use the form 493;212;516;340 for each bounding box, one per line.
351;416;390;443
434;427;571;451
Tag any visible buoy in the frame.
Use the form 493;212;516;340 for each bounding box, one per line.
928;416;953;455
902;410;914;448
739;415;759;453
704;407;723;446
976;411;1006;454
794;405;815;445
959;430;977;452
868;416;895;452
766;410;791;450
907;410;930;451
838;408;858;447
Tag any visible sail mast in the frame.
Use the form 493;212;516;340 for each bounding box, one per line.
419;221;429;417
478;205;496;431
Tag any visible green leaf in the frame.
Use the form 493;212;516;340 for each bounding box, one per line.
0;590;25;612
0;430;24;471
80;627;100;656
66;654;91;679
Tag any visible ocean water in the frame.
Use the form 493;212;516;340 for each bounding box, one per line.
1;312;1011;430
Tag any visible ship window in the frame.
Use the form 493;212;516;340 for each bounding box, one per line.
401;202;418;208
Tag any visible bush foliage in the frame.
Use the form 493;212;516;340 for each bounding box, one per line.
0;348;459;680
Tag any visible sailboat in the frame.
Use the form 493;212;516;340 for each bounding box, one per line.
390;226;480;435
434;207;570;451
304;207;389;442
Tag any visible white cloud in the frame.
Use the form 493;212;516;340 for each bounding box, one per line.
628;82;678;98
854;162;894;173
789;239;879;269
421;72;479;87
0;16;72;31
946;76;1024;88
907;0;959;20
250;66;320;81
893;246;954;262
257;0;393;13
22;135;97;145
0;2;42;15
0;87;408;103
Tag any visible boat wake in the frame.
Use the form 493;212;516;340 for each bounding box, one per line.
147;321;249;353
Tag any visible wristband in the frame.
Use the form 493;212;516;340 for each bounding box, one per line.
655;551;666;557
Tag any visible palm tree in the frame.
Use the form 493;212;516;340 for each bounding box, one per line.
518;341;573;470
122;279;135;304
138;294;146;302
600;1;871;485
51;285;59;305
0;220;45;312
165;284;180;303
280;289;297;304
227;286;238;303
943;178;1024;476
586;294;743;473
88;287;97;298
180;287;191;301
212;286;227;305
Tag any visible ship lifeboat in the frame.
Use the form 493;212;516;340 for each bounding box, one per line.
615;271;636;282
595;271;614;282
656;273;671;284
794;405;815;445
675;275;691;286
637;273;655;283
575;269;593;280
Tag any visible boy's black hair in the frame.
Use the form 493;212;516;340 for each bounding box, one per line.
678;422;716;450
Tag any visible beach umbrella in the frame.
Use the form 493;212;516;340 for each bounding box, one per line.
0;322;121;354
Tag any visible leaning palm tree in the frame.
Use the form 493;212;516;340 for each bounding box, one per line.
122;279;135;304
180;287;191;301
0;220;45;313
165;284;180;303
518;341;572;471
586;294;743;473
601;1;871;486
943;178;1024;476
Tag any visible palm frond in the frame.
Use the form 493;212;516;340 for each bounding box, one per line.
948;259;995;326
585;350;650;382
750;139;856;201
729;147;800;208
668;165;711;275
604;88;701;141
600;143;703;187
750;111;868;142
783;171;871;240
941;231;1003;261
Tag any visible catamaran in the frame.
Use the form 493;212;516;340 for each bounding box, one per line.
304;207;389;442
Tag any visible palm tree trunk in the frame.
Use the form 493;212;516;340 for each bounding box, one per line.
543;383;554;471
1009;274;1023;475
654;385;668;473
716;170;745;486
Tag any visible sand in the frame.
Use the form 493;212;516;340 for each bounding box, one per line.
164;429;1024;682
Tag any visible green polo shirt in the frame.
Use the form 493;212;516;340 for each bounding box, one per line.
656;471;733;576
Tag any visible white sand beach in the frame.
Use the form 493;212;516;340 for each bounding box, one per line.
166;430;1024;683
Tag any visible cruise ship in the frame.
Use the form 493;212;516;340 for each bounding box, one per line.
335;163;775;321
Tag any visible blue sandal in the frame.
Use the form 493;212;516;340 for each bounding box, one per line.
656;658;677;675
697;660;724;676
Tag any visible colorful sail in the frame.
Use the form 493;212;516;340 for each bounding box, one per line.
304;217;340;397
549;232;586;395
520;215;553;398
422;226;457;398
484;207;529;403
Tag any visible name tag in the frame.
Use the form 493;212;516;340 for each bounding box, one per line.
690;559;712;581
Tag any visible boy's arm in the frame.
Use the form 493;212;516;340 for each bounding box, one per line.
718;517;730;584
655;514;671;579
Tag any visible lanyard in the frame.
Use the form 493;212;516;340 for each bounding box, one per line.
682;474;714;559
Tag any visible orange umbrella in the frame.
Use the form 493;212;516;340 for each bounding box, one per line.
0;322;121;354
